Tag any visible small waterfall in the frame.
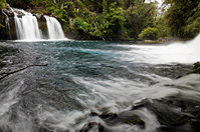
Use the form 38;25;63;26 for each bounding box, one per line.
44;15;66;39
10;8;67;41
13;9;42;40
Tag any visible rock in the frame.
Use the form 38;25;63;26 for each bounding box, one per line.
37;15;48;39
193;62;200;69
2;5;14;17
131;96;200;130
0;6;17;40
34;13;42;19
158;123;199;132
79;122;105;132
192;62;200;74
14;10;25;17
91;111;145;129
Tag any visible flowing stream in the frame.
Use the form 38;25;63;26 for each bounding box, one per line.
0;35;200;132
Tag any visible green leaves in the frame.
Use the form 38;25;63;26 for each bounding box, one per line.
138;27;159;40
0;0;6;9
164;0;200;39
5;0;162;40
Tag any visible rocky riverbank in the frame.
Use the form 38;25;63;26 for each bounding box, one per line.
78;63;200;132
79;88;200;132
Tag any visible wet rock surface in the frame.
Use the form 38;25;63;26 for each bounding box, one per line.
0;6;16;40
80;94;200;132
132;96;200;132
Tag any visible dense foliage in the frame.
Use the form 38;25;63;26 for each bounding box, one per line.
138;27;159;40
164;0;200;39
1;0;200;40
5;0;159;40
0;0;6;9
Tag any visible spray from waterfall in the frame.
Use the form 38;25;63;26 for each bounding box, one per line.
155;34;200;63
116;34;200;64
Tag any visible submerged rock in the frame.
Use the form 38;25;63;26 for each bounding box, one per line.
80;122;105;132
131;96;200;131
192;62;200;74
90;111;145;129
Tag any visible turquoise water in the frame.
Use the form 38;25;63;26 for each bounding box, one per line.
0;40;199;132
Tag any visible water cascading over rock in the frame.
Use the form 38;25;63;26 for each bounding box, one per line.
44;15;65;40
12;8;66;41
13;9;41;40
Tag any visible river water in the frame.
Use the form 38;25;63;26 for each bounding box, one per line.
0;38;200;132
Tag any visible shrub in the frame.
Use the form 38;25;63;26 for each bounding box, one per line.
138;27;159;40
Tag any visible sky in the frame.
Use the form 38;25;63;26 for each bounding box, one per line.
146;0;164;7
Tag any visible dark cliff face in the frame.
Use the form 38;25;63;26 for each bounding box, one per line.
37;15;48;39
0;7;17;40
6;0;32;10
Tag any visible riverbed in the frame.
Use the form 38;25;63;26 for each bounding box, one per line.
0;40;200;132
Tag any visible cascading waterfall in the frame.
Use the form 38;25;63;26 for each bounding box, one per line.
11;8;67;41
13;9;42;40
44;15;66;39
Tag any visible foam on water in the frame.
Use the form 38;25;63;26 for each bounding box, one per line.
116;35;200;64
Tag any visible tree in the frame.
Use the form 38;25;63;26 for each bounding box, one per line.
124;0;157;39
138;27;159;40
164;0;200;39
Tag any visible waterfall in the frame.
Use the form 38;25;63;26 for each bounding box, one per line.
11;8;67;41
44;15;66;39
13;9;42;40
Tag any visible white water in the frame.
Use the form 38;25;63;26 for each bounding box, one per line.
13;9;42;40
12;8;67;41
115;34;200;64
1;34;200;131
44;15;66;40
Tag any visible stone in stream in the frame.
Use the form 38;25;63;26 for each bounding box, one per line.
89;110;145;129
85;93;200;132
131;96;200;131
80;122;106;132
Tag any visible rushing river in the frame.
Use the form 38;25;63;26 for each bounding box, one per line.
0;38;200;132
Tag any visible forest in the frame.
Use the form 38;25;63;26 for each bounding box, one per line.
0;0;199;41
0;1;200;132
